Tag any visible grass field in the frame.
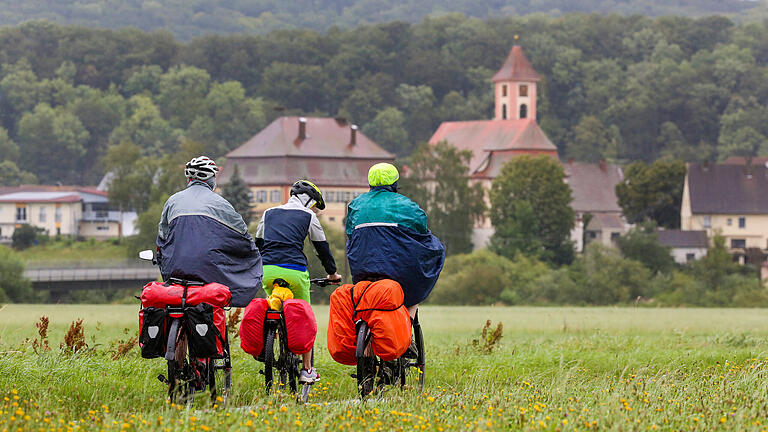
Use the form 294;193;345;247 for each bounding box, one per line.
2;305;768;431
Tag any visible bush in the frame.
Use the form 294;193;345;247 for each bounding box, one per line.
11;224;43;250
430;249;556;305
616;222;675;274
0;245;33;302
567;243;652;304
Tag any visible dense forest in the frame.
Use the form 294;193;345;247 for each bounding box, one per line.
0;0;760;40
2;14;768;186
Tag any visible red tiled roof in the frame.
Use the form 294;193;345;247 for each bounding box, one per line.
226;116;394;160
428;119;557;175
491;46;541;83
564;161;623;213
0;185;105;196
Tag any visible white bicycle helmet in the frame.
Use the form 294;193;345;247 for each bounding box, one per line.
184;156;219;181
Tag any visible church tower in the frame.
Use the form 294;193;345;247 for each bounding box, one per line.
492;45;540;121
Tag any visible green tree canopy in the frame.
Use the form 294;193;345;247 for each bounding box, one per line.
220;165;253;226
615;159;686;229
400;141;486;255
489;155;574;264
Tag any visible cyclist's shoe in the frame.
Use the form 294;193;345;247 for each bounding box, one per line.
402;338;418;359
299;368;319;383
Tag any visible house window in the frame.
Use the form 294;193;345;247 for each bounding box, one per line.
56;227;61;236
738;217;746;228
610;232;621;241
502;85;507;97
686;253;695;262
97;226;110;231
16;207;26;222
326;191;335;203
270;190;281;203
702;215;711;228
329;217;336;222
520;104;528;119
256;191;267;203
731;239;746;249
519;84;528;97
589;231;597;239
343;191;352;202
39;207;46;222
727;218;732;226
502;104;507;120
55;207;62;223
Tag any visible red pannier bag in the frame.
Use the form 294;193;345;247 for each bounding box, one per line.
140;281;231;308
352;280;411;362
240;298;269;357
283;299;317;355
140;281;231;356
327;284;357;365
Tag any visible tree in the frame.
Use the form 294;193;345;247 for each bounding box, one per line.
615;222;675;274
0;127;19;162
567;116;619;162
615;159;686;229
220;165;253;226
0;160;37;186
400;141;485;255
110;95;180;157
103;141;155;213
16;103;89;184
489;155;574;264
718;126;767;164
362;107;410;156
567;243;652;304
0;245;32;302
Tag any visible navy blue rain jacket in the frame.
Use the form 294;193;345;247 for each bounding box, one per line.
157;181;263;307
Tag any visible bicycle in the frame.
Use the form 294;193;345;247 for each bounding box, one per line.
256;277;339;403
138;250;232;405
354;309;425;398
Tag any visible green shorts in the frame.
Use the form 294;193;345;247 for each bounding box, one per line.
262;265;311;303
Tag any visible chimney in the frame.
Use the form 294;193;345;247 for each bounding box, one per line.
350;124;358;146
298;117;307;141
599;159;606;172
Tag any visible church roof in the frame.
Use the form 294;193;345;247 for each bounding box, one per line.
428;119;556;175
491;45;541;83
226;116;394;160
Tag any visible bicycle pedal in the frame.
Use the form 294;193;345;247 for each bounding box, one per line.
157;374;167;383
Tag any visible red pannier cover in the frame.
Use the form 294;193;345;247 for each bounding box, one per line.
327;280;412;364
240;298;268;357
140;281;230;356
283;299;317;355
140;281;232;308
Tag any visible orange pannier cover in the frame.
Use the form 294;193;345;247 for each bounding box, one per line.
327;280;411;364
327;284;357;365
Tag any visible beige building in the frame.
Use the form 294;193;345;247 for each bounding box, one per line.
0;187;129;242
219;116;395;230
681;162;768;264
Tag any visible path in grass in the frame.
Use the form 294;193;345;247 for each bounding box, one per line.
2;305;768;431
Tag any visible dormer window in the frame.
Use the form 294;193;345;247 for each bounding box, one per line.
519;85;528;97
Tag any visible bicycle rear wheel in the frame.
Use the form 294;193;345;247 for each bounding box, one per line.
355;322;377;398
413;313;425;392
263;330;276;394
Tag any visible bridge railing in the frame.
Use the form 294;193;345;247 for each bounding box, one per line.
24;267;161;282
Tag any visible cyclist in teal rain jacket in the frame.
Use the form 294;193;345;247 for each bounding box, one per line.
345;163;445;317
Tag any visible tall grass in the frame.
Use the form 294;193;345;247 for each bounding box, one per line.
1;305;768;430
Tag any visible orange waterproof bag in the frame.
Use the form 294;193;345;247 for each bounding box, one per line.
327;280;412;365
327;284;357;365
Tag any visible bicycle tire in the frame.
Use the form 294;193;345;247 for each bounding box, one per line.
413;312;425;392
263;330;276;394
356;323;376;398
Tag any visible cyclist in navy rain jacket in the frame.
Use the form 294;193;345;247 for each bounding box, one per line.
157;156;263;308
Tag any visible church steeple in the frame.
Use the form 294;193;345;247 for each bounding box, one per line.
492;45;540;121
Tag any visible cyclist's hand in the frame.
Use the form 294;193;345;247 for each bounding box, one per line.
327;273;342;284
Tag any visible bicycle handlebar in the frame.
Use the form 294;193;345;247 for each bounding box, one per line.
310;278;343;287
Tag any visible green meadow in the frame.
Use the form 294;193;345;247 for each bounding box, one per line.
2;305;768;431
